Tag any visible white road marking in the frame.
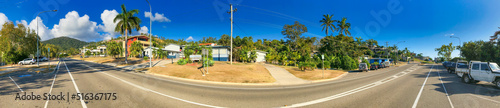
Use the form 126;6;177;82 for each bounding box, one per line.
8;76;23;92
437;66;454;108
469;94;500;104
44;61;61;108
63;60;88;108
412;65;434;108
82;64;224;108
283;65;421;108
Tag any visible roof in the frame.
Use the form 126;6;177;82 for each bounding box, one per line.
211;46;230;48
165;43;180;46
199;43;216;46
127;35;149;40
253;50;268;54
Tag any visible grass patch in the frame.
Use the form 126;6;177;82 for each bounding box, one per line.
72;56;146;66
149;61;275;83
281;66;347;81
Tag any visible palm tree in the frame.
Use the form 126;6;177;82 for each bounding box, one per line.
336;17;351;36
320;14;337;36
490;27;500;44
114;4;142;64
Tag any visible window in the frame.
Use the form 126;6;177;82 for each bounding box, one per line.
490;63;500;70
481;64;489;71
472;64;480;70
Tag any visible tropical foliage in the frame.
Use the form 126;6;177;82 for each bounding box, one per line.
129;41;143;57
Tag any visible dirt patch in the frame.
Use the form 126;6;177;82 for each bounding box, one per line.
281;66;347;81
149;62;275;83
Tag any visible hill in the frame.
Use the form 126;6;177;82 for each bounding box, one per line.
42;37;88;51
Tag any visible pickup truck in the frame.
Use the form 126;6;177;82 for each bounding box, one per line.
455;61;500;88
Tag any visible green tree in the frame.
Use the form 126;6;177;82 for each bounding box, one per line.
114;4;142;63
249;50;257;63
129;41;143;57
106;41;123;58
435;43;455;61
336;17;351;36
320;14;337;36
282;21;307;50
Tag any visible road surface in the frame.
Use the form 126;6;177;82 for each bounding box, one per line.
1;59;500;108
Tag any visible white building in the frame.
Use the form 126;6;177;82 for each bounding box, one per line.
163;44;182;58
255;50;268;62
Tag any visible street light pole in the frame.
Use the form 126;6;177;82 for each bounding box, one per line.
450;36;461;58
37;10;57;67
146;0;152;68
230;4;233;65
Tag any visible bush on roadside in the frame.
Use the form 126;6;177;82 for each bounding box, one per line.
299;61;317;71
177;58;187;65
143;56;149;61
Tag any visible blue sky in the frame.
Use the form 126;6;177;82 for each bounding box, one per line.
1;0;500;58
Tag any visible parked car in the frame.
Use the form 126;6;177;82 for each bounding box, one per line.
378;63;386;68
359;63;368;72
370;64;378;70
455;61;500;88
446;62;457;73
18;58;35;65
383;61;390;68
442;61;450;68
41;57;48;61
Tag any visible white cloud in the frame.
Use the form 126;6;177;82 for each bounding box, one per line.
139;26;148;34
186;36;194;41
0;13;9;30
27;17;54;40
445;33;455;36
98;9;119;39
145;12;171;22
50;11;101;41
15;20;28;27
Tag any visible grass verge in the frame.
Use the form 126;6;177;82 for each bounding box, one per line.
149;61;275;83
280;66;347;80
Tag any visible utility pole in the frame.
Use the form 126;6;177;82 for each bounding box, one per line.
228;4;237;65
36;10;57;67
146;0;152;68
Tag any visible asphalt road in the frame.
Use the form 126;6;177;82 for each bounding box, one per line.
1;59;500;108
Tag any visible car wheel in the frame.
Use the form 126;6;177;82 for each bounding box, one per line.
462;75;471;84
495;79;500;89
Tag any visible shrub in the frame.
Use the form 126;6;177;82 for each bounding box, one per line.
177;58;187;65
143;56;149;61
323;61;331;69
298;61;317;71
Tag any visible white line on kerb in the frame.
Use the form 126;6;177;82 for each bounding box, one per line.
82;64;224;108
412;65;434;108
9;76;23;92
283;65;420;108
437;66;454;108
64;60;88;108
44;60;61;108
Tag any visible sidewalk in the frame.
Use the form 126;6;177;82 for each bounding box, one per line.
117;58;179;71
263;64;311;85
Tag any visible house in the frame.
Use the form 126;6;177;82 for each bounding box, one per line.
254;50;267;62
144;47;159;58
369;58;391;64
123;35;151;57
211;46;230;61
163;44;182;58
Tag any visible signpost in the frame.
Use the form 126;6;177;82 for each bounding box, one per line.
48;48;50;67
321;54;324;79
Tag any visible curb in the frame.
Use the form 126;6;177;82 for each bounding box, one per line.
310;72;349;83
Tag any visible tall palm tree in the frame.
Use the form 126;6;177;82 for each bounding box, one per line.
320;14;337;36
114;4;142;64
336;17;351;36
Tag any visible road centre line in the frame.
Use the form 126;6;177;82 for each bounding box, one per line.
436;66;454;108
8;76;23;92
44;60;61;108
82;64;224;108
77;59;416;90
63;60;88;108
412;65;434;108
283;64;422;107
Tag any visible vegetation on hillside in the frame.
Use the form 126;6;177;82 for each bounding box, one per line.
42;37;88;51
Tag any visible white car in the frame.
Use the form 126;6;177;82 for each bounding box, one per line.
456;61;500;88
18;58;35;65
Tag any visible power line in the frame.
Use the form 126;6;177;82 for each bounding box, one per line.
234;22;249;36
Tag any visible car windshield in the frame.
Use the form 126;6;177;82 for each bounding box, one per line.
489;63;500;70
